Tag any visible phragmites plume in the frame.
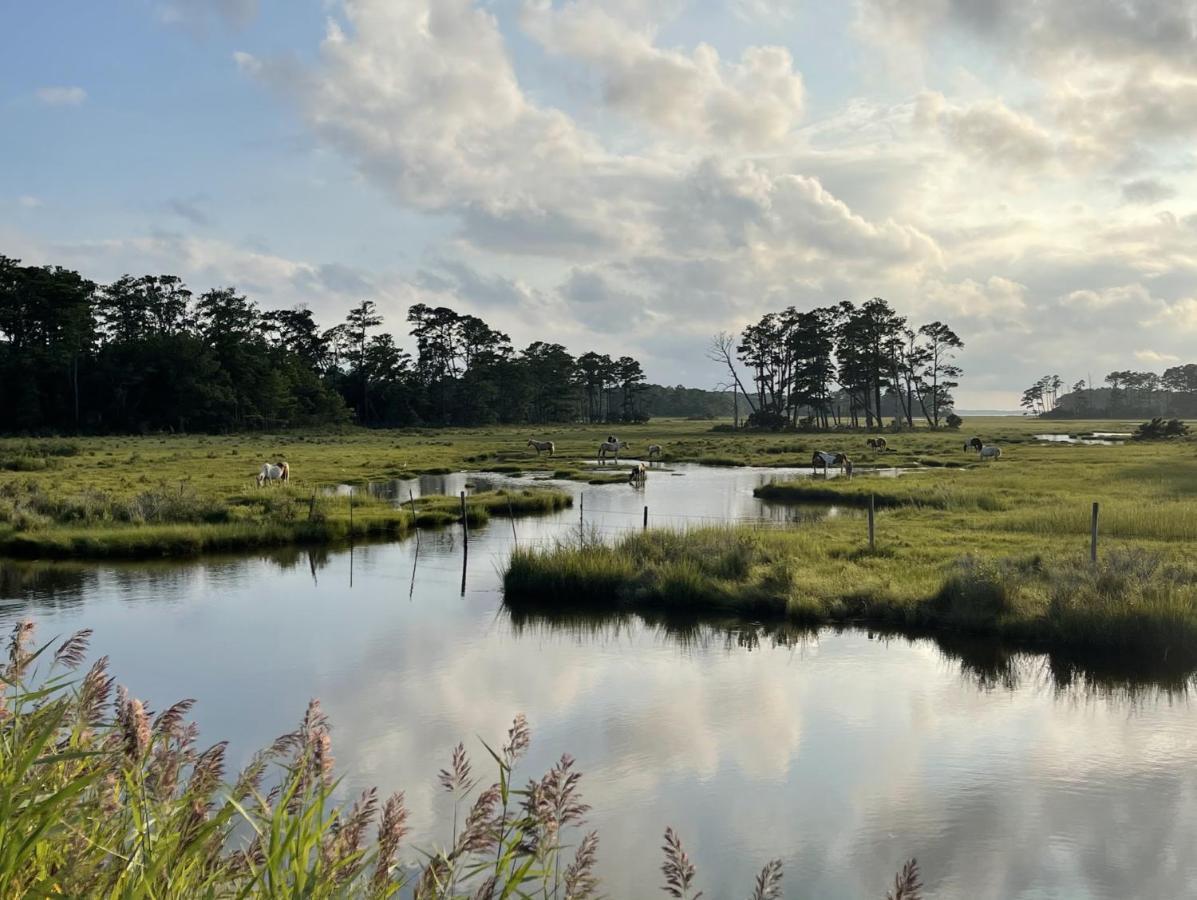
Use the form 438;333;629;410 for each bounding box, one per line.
53;628;92;670
322;787;379;880
539;754;589;830
749;859;783;900
115;687;151;761
370;791;410;892
453;783;501;857
503;713;530;766
153;698;195;739
563;830;600;900
77;655;113;724
6;619;36;679
439;742;475;794
300;698;334;787
886;858;923;900
661;827;702;899
470;875;497;899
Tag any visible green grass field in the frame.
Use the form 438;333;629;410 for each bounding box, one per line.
0;415;1189;569
494;415;1197;661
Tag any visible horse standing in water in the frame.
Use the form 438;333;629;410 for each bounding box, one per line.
527;439;555;457
628;462;648;485
811;451;852;476
257;461;289;486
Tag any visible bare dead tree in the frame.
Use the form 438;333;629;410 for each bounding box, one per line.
707;332;757;428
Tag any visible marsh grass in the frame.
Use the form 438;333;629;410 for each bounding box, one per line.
0;621;922;899
0;484;570;559
505;528;1197;662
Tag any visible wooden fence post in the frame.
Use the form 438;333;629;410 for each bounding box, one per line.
643;505;648;531
868;494;876;550
460;491;469;595
409;490;420;547
507;495;517;542
579;492;584;542
1090;501;1099;563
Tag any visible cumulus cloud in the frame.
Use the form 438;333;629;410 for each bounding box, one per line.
35;86;86;106
520;0;806;147
915;93;1055;171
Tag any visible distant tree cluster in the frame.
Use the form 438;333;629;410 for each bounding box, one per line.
1030;365;1197;418
0;257;651;433
714;298;963;430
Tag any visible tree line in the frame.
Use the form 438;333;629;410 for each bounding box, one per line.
0;256;657;433
712;298;964;430
1026;366;1197;418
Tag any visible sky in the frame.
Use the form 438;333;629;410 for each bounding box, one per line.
4;0;1197;408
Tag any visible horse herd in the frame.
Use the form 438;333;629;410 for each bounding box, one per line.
254;433;1003;487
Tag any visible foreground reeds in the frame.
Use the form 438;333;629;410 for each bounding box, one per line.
503;530;1197;663
0;621;921;898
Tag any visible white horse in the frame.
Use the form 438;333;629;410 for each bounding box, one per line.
527;439;555;457
257;461;289;486
628;462;648;485
598;440;629;461
648;444;662;459
979;445;1002;461
812;451;852;476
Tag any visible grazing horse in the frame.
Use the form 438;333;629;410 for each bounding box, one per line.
527;439;555;457
628;462;648;485
598;440;629;461
964;437;983;452
257;461;289;486
812;451;852;476
979;445;1002;461
866;437;887;451
648;444;662;459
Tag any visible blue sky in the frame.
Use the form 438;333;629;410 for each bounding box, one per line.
5;1;1197;406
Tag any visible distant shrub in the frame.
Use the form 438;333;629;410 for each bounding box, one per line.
946;413;963;429
1132;417;1189;440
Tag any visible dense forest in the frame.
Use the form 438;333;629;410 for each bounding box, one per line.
715;298;964;430
0;256;659;433
1024;368;1197;418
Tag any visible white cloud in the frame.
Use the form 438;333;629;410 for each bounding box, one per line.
16;196;43;209
520;0;806;148
35;86;86;106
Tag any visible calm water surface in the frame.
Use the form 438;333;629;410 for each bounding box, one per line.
2;465;1195;899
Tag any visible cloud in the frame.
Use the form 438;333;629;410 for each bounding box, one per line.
730;0;798;21
35;86;86;106
166;197;211;226
157;0;259;29
916;93;1055;171
16;196;43;209
520;0;806;148
1121;177;1178;205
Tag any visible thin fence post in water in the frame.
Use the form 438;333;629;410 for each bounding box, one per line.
1091;501;1099;563
579;491;584;543
460;490;469;595
868;494;876;550
409;490;420;547
643;505;648;531
349;490;354;534
507;494;517;542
